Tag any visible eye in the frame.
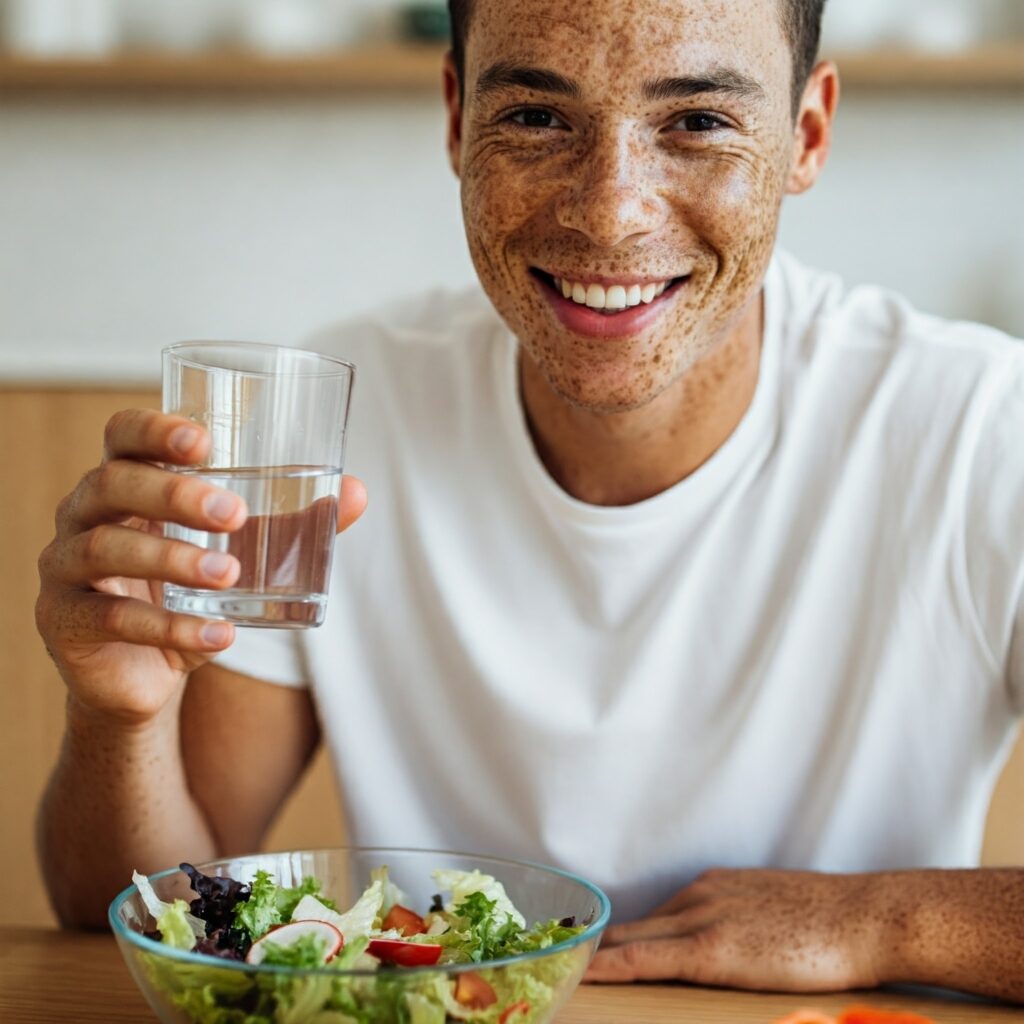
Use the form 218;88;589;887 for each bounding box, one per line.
673;112;728;133
508;107;568;130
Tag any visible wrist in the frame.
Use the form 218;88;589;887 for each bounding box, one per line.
65;688;182;737
858;871;919;985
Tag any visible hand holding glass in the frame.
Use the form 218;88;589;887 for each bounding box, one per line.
162;342;355;629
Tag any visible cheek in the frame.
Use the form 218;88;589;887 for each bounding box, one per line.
461;147;551;235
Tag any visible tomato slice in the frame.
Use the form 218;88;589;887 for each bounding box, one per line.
838;1009;936;1024
454;971;498;1009
499;1000;531;1023
381;904;428;937
366;938;443;967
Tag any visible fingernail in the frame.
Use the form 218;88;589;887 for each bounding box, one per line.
199;552;234;580
200;623;232;647
204;492;238;524
169;426;200;454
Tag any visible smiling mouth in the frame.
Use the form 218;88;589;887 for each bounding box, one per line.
531;269;689;314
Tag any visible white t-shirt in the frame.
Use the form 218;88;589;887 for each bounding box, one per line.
216;251;1024;922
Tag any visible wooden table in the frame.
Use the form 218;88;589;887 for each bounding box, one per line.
0;927;1018;1023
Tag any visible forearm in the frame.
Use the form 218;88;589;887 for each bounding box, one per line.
879;868;1024;1003
36;693;218;929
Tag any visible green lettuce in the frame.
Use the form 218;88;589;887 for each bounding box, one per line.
232;871;339;943
259;934;329;969
157;899;201;951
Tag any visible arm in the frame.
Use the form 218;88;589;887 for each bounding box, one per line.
585;867;1024;1004
34;408;365;928
36;665;320;929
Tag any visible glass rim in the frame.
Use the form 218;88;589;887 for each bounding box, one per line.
163;340;355;380
108;845;611;979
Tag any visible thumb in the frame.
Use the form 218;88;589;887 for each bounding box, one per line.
337;475;368;533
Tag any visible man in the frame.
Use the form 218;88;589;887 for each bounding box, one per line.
35;0;1024;1003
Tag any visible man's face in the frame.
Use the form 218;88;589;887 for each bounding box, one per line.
448;0;805;413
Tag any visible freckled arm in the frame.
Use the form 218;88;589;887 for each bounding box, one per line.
878;868;1024;1003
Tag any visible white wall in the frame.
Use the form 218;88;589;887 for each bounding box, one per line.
1;86;1022;384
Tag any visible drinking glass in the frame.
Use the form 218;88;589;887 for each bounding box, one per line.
161;341;355;629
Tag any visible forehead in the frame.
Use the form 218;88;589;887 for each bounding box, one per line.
465;0;791;96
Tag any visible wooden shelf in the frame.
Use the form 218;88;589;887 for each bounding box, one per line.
0;44;450;92
830;44;1024;89
0;43;1021;93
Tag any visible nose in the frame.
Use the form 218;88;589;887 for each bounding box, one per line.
554;127;666;248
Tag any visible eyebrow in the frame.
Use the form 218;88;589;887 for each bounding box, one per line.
475;61;582;101
641;69;765;102
474;61;765;105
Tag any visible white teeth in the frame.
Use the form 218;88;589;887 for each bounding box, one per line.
552;275;675;311
605;285;627;310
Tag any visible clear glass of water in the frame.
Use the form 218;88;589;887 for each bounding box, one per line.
161;341;355;629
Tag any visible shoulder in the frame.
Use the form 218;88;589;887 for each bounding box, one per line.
771;250;1024;417
772;249;1023;372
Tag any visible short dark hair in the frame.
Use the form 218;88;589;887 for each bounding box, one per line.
447;0;826;114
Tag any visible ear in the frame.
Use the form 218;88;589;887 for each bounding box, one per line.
786;60;839;196
443;52;463;178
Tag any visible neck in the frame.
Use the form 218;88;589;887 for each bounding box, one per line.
520;293;764;506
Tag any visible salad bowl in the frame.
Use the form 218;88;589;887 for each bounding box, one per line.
109;846;611;1024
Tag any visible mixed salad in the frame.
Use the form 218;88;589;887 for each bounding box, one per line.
129;861;589;1024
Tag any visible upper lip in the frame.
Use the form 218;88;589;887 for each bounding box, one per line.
535;267;685;287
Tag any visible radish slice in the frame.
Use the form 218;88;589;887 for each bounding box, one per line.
245;920;344;966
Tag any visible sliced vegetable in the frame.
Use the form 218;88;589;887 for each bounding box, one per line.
244;920;344;966
382;904;428;936
454;970;498;1009
292;880;383;941
499;999;532;1023
837;1009;936;1024
367;938;444;967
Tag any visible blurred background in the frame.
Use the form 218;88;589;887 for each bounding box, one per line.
0;0;1022;379
1;2;1022;927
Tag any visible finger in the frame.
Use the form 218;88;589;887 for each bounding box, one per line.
56;590;236;652
50;524;241;590
600;902;719;948
586;937;701;983
60;461;247;536
102;409;211;466
337;475;367;533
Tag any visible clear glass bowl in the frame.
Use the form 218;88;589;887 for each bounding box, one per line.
109;847;611;1024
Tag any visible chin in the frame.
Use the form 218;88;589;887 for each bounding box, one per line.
542;362;678;415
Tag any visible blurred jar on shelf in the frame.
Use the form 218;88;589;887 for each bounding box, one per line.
229;0;357;55
2;0;120;56
118;0;233;52
898;0;1002;52
820;0;1011;53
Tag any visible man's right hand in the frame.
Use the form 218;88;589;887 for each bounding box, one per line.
37;407;368;729
35;409;367;729
34;410;250;727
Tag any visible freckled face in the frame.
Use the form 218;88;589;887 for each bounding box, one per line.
451;0;797;412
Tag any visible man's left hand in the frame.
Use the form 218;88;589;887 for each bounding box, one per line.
585;868;888;990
